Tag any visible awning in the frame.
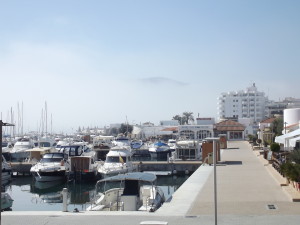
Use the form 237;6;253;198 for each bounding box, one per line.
275;128;300;144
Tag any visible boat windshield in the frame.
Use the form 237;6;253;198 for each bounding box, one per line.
39;142;51;147
41;153;64;163
106;156;127;163
96;180;125;193
13;144;32;150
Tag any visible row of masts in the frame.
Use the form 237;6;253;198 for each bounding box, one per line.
1;101;52;138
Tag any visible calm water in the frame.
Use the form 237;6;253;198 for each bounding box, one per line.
3;175;189;211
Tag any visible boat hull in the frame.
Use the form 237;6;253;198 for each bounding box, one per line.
32;171;66;182
149;150;172;161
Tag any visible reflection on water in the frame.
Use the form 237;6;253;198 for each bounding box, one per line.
4;174;189;211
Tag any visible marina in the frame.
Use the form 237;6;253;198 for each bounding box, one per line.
3;141;300;225
3;174;188;211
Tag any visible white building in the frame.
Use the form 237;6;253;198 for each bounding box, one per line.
217;83;268;134
160;120;179;126
178;125;214;141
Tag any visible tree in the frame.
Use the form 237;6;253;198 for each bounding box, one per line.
290;149;300;164
182;112;194;125
119;123;133;135
172;112;194;125
109;127;119;136
272;117;283;137
172;115;183;125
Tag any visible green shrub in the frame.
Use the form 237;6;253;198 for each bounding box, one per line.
270;143;280;152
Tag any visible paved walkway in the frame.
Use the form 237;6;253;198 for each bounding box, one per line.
2;141;300;225
187;141;300;216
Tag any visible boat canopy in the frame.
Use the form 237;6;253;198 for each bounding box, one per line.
275;128;300;144
98;172;157;183
154;141;168;147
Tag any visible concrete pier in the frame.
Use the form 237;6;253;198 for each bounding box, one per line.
135;161;201;175
3;141;300;225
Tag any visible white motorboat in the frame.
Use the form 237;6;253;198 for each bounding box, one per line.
30;152;66;182
10;137;35;161
55;140;70;152
148;141;172;161
167;139;177;151
2;155;12;184
97;146;136;178
87;172;165;212
112;134;131;148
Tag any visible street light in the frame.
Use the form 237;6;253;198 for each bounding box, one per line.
0;120;14;222
205;137;220;225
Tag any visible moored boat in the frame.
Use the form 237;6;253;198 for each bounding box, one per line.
87;172;165;212
30;152;66;182
97;146;136;178
148;141;172;161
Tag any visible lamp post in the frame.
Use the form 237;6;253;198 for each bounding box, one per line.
284;122;287;134
205;137;220;225
0;120;14;222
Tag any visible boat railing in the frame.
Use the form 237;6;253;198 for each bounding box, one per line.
115;189;124;211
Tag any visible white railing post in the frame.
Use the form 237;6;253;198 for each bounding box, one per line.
62;188;68;212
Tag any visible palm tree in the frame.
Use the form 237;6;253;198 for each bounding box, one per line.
172;115;183;125
182;112;194;125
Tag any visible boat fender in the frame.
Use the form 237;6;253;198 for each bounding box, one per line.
185;170;189;175
172;170;177;175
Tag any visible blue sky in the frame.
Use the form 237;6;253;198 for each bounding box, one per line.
1;0;300;133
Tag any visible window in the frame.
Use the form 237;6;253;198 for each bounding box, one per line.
196;130;212;140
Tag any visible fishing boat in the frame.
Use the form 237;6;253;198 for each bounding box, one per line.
87;172;165;212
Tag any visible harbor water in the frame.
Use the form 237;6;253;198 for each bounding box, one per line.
3;174;189;211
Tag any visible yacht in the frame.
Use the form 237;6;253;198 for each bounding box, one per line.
112;134;131;148
148;141;172;161
30;152;66;182
55;140;70;152
10;137;35;161
87;172;165;212
97;146;136;178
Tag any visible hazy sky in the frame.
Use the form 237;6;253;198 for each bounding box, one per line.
1;0;300;133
